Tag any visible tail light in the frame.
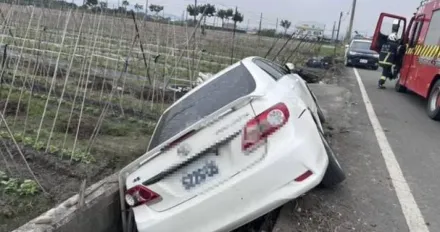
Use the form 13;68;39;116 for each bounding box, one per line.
294;170;313;182
242;102;290;151
125;185;161;207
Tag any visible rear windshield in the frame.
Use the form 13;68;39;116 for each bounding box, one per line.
148;63;256;150
351;41;371;50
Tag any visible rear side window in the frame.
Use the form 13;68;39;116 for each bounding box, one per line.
148;63;256;150
268;61;290;76
350;41;371;50
425;10;440;45
253;59;288;80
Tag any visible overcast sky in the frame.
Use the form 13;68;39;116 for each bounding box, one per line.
87;0;420;36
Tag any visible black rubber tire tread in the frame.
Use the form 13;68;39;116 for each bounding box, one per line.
319;131;346;188
426;79;440;121
394;76;407;93
127;209;138;232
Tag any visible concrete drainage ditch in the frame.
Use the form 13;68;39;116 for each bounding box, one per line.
12;174;121;232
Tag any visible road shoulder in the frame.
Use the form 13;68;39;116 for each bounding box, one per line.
272;69;408;232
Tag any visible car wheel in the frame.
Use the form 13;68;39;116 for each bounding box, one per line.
319;131;346;188
126;209;138;232
394;74;407;93
426;79;440;121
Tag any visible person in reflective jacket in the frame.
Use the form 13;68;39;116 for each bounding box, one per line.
377;20;401;89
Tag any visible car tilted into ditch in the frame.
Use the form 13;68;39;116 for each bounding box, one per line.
118;56;346;232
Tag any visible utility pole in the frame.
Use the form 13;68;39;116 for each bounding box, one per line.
331;21;336;41
194;0;198;25
258;12;263;43
346;0;357;42
275;18;279;32
145;0;148;15
231;6;238;64
191;0;198;82
333;11;343;57
336;12;343;43
258;12;263;35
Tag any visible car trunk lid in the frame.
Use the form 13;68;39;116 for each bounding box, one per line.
126;95;267;211
125;62;269;211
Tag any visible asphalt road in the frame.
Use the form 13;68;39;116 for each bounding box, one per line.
274;68;406;232
273;66;440;232
355;67;440;231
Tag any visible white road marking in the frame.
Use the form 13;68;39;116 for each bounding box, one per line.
353;68;429;232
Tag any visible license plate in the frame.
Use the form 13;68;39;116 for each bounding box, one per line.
181;160;219;190
360;59;368;63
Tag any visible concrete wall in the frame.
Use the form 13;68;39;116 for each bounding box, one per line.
13;174;122;232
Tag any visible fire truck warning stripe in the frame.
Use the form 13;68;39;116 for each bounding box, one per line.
418;45;425;56
422;45;430;56
425;45;432;57
415;45;423;56
427;45;436;57
432;46;440;58
405;44;440;58
423;45;431;57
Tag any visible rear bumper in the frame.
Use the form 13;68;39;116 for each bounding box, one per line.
133;112;329;232
347;55;378;67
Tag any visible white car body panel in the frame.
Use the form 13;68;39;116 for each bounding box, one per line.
133;110;328;232
121;56;330;232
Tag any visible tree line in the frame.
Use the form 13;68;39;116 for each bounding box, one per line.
186;3;244;34
1;0;294;37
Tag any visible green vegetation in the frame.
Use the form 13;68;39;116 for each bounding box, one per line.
0;171;40;196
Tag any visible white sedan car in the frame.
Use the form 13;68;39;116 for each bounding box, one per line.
118;56;346;232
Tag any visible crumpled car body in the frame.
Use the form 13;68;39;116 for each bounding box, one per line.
118;56;345;232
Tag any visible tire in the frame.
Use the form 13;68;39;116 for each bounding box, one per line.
372;65;379;71
126;209;138;232
426;79;440;121
394;74;407;93
319;131;346;188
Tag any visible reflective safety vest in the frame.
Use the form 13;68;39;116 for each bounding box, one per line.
379;40;399;67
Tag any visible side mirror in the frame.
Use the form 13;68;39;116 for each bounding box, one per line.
285;63;295;73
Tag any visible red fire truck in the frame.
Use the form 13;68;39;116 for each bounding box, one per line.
370;0;440;120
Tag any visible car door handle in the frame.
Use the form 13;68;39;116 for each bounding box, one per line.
290;84;295;89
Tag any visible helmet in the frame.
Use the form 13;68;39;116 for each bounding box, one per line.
392;19;400;33
388;32;398;42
